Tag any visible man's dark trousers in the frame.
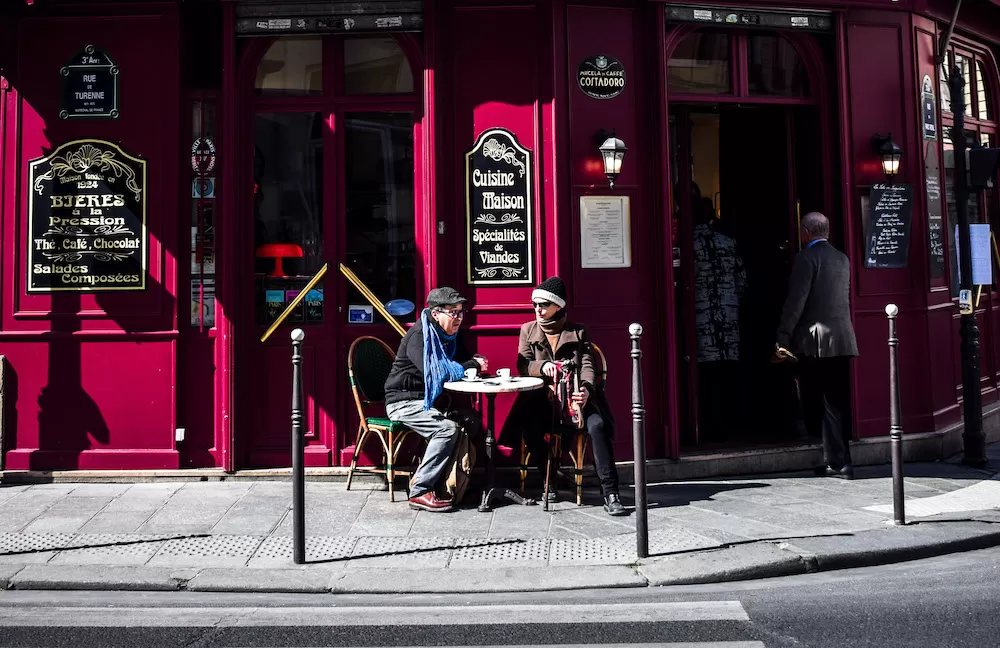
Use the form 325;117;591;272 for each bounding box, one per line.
799;356;852;469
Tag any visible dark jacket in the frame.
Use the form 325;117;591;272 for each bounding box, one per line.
384;317;479;406
498;319;615;446
777;241;859;358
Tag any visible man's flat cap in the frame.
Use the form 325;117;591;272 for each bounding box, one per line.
426;287;467;309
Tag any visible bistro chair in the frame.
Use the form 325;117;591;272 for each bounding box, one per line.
345;335;421;501
519;343;607;506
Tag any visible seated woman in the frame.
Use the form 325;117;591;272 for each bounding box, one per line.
500;277;626;516
384;287;487;512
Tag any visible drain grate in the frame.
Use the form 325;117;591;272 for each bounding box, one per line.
451;538;549;564
0;533;74;555
548;538;633;564
154;534;262;558
251;536;357;561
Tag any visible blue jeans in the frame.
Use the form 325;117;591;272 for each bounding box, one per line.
385;399;459;498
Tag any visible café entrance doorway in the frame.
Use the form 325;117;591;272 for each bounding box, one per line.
670;103;831;450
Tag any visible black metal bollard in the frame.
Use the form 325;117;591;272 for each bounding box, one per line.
629;323;648;558
886;305;905;525
291;328;306;563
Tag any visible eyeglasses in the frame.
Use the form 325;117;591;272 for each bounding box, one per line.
532;301;553;309
434;308;465;320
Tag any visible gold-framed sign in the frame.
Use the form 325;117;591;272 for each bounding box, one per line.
27;139;148;292
465;128;534;285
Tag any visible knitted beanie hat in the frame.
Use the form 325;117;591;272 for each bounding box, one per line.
532;276;567;309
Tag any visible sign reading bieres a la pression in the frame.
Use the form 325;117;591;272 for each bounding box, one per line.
27;139;148;292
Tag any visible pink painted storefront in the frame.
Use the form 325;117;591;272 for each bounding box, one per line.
2;0;1000;474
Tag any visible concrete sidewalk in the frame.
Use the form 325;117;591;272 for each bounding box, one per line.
0;446;998;593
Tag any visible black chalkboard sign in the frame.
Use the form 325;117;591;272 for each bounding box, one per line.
864;183;914;269
60;45;119;120
465;128;534;285
27;139;147;292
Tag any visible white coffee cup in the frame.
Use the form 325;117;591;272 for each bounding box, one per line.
497;368;511;380
464;367;478;380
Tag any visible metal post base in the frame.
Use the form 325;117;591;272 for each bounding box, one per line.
479;488;537;512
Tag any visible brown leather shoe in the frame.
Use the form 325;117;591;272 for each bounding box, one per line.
408;491;453;512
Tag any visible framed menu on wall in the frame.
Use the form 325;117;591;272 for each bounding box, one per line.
580;195;632;268
465;128;534;285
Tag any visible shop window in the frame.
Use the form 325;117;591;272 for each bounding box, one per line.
190;98;218;330
344;112;417;322
747;35;808;97
255;37;323;95
977;60;991;121
940;61;952;113
668;31;731;95
957;55;973;117
253;113;325;323
343;37;413;95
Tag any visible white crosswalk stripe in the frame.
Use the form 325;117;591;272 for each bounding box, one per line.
0;601;750;627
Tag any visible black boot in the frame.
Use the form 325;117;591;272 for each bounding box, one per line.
603;493;627;516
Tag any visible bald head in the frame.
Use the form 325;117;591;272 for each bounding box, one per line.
801;212;830;244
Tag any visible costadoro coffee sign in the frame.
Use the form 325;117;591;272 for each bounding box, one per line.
577;54;626;100
465;128;534;286
28;140;148;292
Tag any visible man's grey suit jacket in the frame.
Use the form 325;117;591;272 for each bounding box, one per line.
776;240;859;358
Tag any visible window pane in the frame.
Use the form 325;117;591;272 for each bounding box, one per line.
255;37;323;96
344;112;417;323
344;37;414;95
191;99;217;329
941;61;952;113
747;35;808;97
668;32;731;95
957;55;973;116
976;60;991;121
943;128;986;294
253;113;324;322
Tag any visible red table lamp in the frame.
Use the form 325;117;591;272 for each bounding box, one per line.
256;243;304;278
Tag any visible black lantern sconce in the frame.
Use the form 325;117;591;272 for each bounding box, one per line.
596;129;627;188
872;132;903;181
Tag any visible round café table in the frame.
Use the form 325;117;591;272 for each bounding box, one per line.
444;375;545;512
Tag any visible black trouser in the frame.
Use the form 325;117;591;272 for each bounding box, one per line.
526;406;620;497
799;356;852;469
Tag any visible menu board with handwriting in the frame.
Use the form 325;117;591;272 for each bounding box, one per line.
864;184;913;269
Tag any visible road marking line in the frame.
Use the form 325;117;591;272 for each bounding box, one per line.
0;601;749;627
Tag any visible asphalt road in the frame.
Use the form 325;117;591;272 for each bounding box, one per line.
0;546;998;647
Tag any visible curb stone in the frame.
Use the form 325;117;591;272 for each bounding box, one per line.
0;565;25;590
186;568;335;593
10;565;198;591
638;542;807;586
328;566;648;593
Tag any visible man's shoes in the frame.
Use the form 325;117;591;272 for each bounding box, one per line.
814;464;854;479
408;491;453;512
603;493;628;516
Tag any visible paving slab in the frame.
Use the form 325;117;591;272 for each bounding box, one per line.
327;565;646;593
186;568;332;593
9;565;196;591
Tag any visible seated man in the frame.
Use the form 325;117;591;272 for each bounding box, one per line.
384;287;487;512
500;277;626;516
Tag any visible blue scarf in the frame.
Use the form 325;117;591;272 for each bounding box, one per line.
422;309;467;410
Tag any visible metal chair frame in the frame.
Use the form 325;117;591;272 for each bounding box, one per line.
344;336;422;501
519;343;608;506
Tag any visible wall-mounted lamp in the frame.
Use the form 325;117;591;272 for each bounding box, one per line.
872;132;902;180
596;129;627;189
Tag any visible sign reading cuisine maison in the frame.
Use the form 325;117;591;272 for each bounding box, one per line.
465;128;534;285
60;45;120;120
28;140;147;292
577;55;626;100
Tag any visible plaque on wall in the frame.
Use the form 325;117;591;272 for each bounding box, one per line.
864;183;914;269
28;139;148;292
580;196;632;268
465;128;534;285
577;55;626;100
60;45;119;120
921;75;937;141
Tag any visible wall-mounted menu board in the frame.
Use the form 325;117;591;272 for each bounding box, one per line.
864;183;913;269
27;139;147;292
465;128;534;285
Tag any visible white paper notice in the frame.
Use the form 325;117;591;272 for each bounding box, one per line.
955;223;994;286
580;196;631;268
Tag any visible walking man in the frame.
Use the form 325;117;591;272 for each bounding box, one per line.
776;212;859;478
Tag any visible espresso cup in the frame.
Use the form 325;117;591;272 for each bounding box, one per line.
464;367;478;380
497;368;511;379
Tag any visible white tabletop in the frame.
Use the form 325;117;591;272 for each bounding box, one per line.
444;376;545;395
